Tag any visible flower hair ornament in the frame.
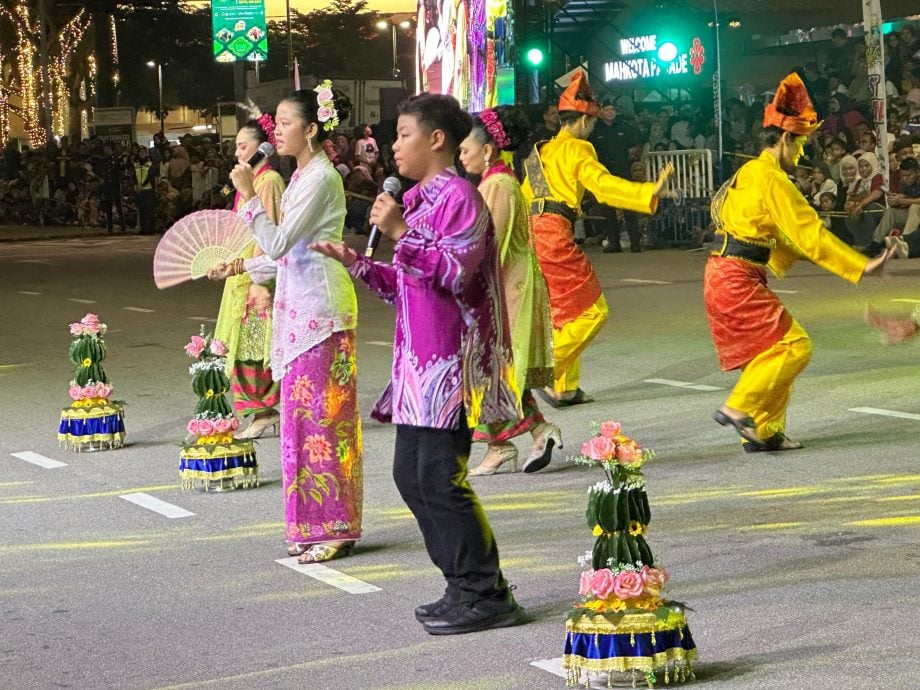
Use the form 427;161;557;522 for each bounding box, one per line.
479;109;512;150
314;79;340;132
237;99;277;148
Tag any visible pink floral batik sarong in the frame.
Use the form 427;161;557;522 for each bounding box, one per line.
280;330;362;545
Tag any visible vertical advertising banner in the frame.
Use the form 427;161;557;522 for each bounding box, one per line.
415;0;513;110
862;0;889;185
212;0;268;63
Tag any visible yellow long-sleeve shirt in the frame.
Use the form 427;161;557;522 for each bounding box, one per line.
522;130;658;215
718;150;868;283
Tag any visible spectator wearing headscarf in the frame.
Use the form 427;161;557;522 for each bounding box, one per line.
845;151;886;246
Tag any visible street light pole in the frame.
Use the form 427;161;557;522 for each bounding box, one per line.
147;61;164;134
157;63;164;134
391;24;398;79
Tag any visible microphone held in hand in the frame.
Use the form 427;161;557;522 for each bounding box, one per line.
221;142;275;197
364;176;403;258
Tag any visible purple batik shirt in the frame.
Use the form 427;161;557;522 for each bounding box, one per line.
349;167;521;430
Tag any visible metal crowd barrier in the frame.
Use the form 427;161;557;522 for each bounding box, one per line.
645;149;715;247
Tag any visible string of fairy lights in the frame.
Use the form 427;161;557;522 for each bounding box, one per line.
0;1;96;147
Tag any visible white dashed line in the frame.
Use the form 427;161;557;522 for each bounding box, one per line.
621;278;672;285
645;378;724;392
849;407;920;421
772;289;799;294
10;451;68;469
14;259;56;265
17;291;41;295
66;298;96;304
123;307;155;313
275;558;382;594
890;298;920;304
365;341;392;347
187;316;217;323
119;492;194;518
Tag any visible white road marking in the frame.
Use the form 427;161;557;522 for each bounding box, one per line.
275;557;382;594
14;259;56;265
365;341;392;347
123;307;155;313
531;659;610;686
621;278;672;285
187;316;217;323
66;298;96;304
645;378;724;392
10;451;68;469
119;492;194;518
773;289;799;294
890;298;920;304
17;291;41;295
849;407;920;421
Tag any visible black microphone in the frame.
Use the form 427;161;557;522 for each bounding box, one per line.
365;176;403;258
221;142;275;197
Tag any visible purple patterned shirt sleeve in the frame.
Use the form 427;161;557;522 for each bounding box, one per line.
348;256;397;306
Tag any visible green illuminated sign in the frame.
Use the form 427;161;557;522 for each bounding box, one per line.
212;0;268;63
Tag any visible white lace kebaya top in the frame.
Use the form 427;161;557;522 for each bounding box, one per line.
239;153;357;380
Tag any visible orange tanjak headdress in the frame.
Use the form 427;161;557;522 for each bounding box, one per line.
558;69;600;118
763;72;820;136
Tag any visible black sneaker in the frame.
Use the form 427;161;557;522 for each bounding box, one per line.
421;594;523;635
414;595;459;622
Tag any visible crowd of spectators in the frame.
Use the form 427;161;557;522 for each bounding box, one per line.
0;122;398;235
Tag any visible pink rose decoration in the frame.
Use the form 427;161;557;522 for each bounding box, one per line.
186;419;201;435
197;419;215;436
641;566;669;596
316;87;334;103
582;435;615;462
615;441;641;464
69;323;83;336
599;421;621;438
69;385;83;400
579;569;595;596
215;418;232;433
184;335;206;357
589;568;617;599
211;339;228;356
82;313;99;324
317;105;335;122
612;570;645;599
230;418;241;430
98;383;113;398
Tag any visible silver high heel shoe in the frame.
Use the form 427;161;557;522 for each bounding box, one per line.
468;442;519;476
234;413;280;440
523;422;563;473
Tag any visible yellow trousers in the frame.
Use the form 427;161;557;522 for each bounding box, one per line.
725;320;813;440
552;295;609;394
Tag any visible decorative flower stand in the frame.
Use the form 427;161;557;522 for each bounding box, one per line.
562;422;697;688
179;439;258;492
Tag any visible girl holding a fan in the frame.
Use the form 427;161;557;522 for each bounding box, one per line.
213;107;284;440
209;82;362;565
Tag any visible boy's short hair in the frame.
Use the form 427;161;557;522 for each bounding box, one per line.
819;191;837;203
398;93;472;152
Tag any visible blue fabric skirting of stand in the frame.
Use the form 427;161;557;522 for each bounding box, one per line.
179;452;260;490
564;625;697;674
59;413;125;437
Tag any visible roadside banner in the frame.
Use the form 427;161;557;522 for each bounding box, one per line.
862;0;889;186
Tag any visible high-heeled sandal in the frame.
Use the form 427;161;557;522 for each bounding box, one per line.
235;412;280;440
523;422;563;473
296;540;355;564
468;443;519;476
287;543;309;557
712;409;761;444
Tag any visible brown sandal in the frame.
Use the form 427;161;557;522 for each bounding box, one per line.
296;541;355;564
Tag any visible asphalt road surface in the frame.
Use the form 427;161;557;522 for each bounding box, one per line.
2;234;919;689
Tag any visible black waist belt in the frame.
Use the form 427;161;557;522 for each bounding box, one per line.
720;236;771;264
530;199;577;224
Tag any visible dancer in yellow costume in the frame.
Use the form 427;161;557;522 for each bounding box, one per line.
705;72;894;452
522;70;671;406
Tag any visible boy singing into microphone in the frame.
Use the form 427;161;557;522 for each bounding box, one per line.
311;93;523;635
